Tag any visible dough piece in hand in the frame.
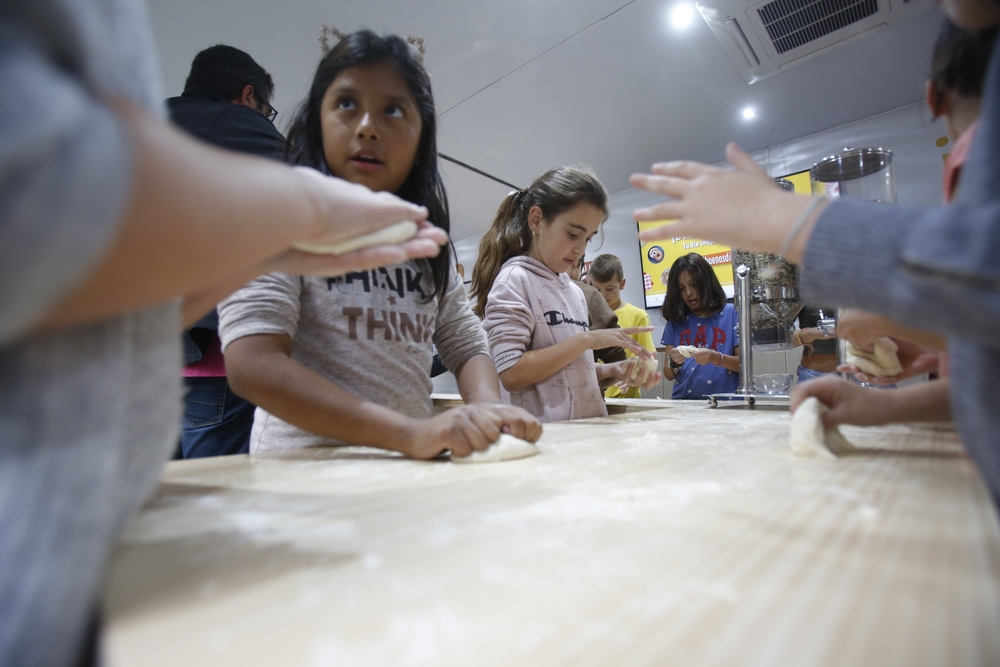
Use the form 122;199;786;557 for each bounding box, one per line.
627;356;659;383
790;397;857;458
451;433;540;464
293;220;418;255
674;345;698;359
844;337;903;378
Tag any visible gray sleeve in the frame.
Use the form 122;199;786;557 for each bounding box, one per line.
801;197;1000;350
0;23;134;345
432;265;489;373
218;272;302;350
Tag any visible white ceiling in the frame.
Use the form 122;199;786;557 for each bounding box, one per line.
149;0;945;242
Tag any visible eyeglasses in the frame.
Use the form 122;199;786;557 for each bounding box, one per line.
252;88;277;123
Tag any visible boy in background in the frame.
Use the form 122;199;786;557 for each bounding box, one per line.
588;254;656;398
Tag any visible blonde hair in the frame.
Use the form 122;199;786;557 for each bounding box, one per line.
470;165;608;318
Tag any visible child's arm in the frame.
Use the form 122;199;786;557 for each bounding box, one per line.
662;345;684;381
225;333;519;458
792;375;951;426
452;354;543;442
690;347;741;373
499;328;651;392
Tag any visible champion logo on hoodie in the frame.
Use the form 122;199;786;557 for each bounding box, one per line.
543;310;588;329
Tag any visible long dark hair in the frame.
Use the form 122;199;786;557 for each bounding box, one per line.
284;30;450;301
184;44;274;102
660;253;726;323
469;165;608;318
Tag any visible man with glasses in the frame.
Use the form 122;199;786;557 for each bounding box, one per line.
167;44;286;459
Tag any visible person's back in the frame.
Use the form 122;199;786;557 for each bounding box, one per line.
167;44;286;459
166;44;285;160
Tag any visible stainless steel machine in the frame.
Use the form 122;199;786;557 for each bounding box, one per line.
709;179;804;407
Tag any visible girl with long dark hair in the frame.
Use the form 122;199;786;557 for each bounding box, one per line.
473;166;656;422
219;31;540;456
660;253;740;399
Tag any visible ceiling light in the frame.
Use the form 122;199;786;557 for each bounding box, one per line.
742;107;756;120
670;4;694;29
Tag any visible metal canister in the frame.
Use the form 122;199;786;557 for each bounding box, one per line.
810;148;896;378
810;148;896;203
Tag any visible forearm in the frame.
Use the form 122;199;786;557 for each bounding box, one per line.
226;337;418;452
662;346;678;381
716;351;740;373
40;101;320;330
499;335;590;391
879;380;952;423
455;354;503;404
182;269;263;329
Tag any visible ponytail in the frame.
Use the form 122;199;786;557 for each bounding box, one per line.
470;190;531;318
470;165;608;318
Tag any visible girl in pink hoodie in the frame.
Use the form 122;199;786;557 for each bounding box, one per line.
470;166;657;422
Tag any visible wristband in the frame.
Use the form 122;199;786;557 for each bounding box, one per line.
668;356;682;373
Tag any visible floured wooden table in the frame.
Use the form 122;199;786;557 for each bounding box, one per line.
102;402;1000;666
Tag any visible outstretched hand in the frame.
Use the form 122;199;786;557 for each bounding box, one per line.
631;144;825;263
268;221;448;277
292;166;430;249
587;327;655;360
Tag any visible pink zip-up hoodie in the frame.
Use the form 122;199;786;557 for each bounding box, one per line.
483;256;607;422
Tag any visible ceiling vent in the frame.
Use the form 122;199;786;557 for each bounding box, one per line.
697;0;934;83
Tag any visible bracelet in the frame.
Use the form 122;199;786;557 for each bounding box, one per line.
714;350;723;366
777;196;825;258
668;356;682;373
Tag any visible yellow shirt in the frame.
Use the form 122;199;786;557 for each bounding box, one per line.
605;302;655;399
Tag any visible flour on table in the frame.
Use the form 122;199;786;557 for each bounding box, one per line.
293;220;418;255
844;337;903;378
451;434;540;464
675;345;699;358
790;397;857;458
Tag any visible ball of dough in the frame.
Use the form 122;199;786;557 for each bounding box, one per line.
790;397;857;458
293;220;418;255
627;356;659;382
451;433;540;464
844;338;903;378
674;345;698;359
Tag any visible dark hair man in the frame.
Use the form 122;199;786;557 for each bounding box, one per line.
167;45;286;459
167;44;285;158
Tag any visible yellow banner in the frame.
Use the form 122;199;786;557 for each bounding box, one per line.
636;222;733;308
636;169;812;309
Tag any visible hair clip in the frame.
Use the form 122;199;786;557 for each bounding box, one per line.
319;26;347;54
406;36;426;63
